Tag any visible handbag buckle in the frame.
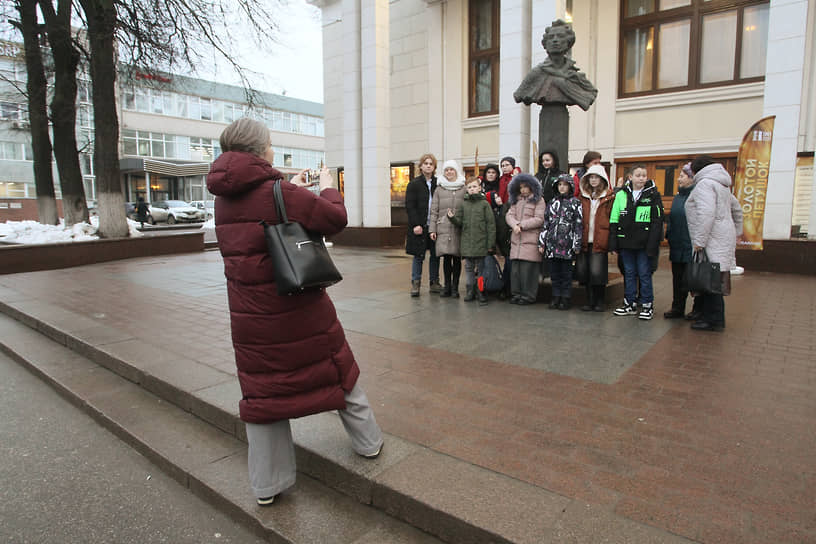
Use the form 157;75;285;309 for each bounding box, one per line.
296;240;314;249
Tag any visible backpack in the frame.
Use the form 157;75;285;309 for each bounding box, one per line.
478;255;504;293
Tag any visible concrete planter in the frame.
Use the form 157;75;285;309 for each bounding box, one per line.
0;232;205;275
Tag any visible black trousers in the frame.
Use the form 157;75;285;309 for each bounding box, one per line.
700;292;725;327
671;262;703;315
441;255;461;289
550;258;573;298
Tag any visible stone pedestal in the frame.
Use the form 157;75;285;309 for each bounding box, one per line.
538;104;569;175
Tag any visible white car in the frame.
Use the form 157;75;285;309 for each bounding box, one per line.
148;200;205;224
189;200;215;220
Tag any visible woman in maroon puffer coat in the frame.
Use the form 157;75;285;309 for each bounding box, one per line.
207;118;383;506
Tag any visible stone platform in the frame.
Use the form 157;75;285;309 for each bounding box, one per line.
0;248;813;543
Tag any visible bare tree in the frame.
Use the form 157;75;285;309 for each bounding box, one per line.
77;0;127;237
11;0;58;225
115;0;281;106
37;0;89;227
7;0;284;236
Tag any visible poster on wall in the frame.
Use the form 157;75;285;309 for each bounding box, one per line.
733;116;775;251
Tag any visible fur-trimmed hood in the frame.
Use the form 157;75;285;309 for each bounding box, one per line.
507;173;543;204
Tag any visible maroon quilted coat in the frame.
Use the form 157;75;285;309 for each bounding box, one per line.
207;151;359;424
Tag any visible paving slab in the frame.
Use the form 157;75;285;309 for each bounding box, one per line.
1;249;815;543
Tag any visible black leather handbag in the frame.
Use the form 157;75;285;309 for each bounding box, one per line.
686;250;722;295
260;181;342;295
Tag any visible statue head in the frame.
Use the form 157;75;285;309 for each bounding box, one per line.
541;20;575;56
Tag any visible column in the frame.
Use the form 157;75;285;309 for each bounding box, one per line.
426;0;444;156
762;0;809;240
360;0;391;227
498;0;533;171
342;0;363;226
527;1;559;169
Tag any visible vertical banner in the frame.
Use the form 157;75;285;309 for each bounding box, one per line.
733;116;775;250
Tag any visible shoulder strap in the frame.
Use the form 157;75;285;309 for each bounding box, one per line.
273;180;289;224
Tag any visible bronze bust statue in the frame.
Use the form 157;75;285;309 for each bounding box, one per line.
514;20;598;111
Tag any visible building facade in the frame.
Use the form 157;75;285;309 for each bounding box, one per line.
315;0;816;242
0;39;325;221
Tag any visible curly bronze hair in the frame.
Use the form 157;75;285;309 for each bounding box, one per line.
541;20;576;50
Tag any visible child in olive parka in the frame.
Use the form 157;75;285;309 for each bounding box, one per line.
449;177;496;305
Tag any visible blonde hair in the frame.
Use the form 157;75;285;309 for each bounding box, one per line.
419;153;437;170
219;118;270;156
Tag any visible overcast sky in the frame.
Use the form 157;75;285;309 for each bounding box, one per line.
0;0;325;104
214;0;325;104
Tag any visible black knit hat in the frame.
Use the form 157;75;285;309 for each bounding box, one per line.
482;163;500;179
500;156;516;168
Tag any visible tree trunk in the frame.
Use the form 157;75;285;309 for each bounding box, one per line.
80;0;128;238
15;0;58;225
39;0;89;226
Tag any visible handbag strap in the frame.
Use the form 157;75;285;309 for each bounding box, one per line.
273;180;289;224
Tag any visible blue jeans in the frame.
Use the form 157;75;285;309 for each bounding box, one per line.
411;233;439;282
619;248;653;304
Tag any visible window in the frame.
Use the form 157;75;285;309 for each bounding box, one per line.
619;0;769;97
468;0;499;116
0;141;27;161
0;102;25;121
0;181;28;197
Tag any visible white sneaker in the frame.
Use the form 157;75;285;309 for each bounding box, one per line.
638;303;654;320
613;301;637;316
257;495;275;506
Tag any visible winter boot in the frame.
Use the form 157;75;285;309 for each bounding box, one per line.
592;286;605;312
410;280;420;297
478;286;488;305
464;284;476;302
549;296;560;310
451;277;460;299
580;285;594;311
429;281;442;294
440;285;452;298
558;297;571;310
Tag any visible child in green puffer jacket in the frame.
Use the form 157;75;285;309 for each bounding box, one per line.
449;177;496;305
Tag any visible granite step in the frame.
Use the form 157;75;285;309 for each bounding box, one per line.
0;313;441;544
0;294;695;544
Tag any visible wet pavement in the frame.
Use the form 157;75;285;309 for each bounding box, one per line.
0;247;814;543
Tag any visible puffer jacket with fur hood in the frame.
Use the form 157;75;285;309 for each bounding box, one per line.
505;173;547;262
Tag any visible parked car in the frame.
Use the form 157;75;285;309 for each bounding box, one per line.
148;200;205;224
189;200;215;220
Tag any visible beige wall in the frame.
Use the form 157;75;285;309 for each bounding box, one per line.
389;0;432;163
615;97;765;156
462;126;499;162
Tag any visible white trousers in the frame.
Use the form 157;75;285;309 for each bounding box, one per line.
245;383;383;498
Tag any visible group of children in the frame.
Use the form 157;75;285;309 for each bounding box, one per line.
410;153;664;319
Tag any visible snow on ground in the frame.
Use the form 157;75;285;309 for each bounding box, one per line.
0;217;144;245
